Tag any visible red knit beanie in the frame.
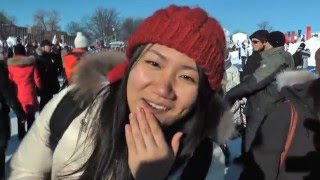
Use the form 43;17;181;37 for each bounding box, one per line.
126;5;226;91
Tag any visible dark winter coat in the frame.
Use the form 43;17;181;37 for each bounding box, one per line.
241;51;262;81
226;46;295;151
36;50;60;95
7;56;41;112
240;71;320;180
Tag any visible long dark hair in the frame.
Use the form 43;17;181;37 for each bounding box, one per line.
68;45;219;179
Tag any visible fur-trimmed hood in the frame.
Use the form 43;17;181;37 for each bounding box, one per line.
7;56;36;67
71;51;126;103
35;47;43;56
212;95;235;144
276;70;319;91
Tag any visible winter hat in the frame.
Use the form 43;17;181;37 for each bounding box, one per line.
249;30;269;42
126;5;226;91
74;32;89;48
40;40;53;47
297;43;306;51
13;44;26;56
267;31;285;48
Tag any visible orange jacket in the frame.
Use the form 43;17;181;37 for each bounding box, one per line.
63;49;86;84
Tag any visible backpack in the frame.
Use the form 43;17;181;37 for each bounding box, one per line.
49;92;214;179
279;101;299;169
292;51;303;67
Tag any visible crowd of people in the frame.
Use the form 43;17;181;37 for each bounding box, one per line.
0;4;319;180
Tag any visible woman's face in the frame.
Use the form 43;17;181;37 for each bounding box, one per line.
127;44;199;127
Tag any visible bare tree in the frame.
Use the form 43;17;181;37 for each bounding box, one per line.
0;11;16;25
65;20;91;40
120;17;143;41
46;10;60;31
85;8;120;42
66;21;83;36
257;21;273;31
33;10;47;31
33;10;61;31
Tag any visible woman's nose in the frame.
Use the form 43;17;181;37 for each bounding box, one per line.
153;76;176;100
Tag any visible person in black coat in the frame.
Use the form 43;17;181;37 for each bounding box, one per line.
36;40;60;111
241;30;269;81
0;56;26;179
240;71;320;180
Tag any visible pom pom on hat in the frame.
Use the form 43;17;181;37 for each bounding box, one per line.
74;32;89;48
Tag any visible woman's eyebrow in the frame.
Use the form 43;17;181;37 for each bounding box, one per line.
149;49;167;61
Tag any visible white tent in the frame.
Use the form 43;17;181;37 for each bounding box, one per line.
232;32;248;43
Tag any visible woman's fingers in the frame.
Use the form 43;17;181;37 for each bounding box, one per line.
125;124;137;154
129;112;146;153
136;107;158;149
144;109;167;147
171;132;183;156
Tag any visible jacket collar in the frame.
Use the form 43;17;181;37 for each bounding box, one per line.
7;56;36;66
277;71;319;115
261;46;285;58
71;51;126;104
276;70;319;91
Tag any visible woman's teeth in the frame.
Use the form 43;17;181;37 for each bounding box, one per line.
147;102;168;111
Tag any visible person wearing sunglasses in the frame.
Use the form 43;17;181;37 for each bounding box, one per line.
226;31;295;166
242;30;269;81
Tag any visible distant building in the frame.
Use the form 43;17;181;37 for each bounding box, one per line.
0;24;75;46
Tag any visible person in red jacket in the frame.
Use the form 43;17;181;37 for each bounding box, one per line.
63;32;88;85
7;44;41;140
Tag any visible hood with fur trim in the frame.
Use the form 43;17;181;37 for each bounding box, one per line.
71;51;126;104
7;56;36;67
276;70;319;91
35;47;43;56
212;94;235;144
71;51;234;144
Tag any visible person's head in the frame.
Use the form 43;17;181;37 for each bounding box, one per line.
298;43;306;50
32;40;37;47
74;32;89;50
265;31;285;50
40;40;52;53
249;30;269;52
74;5;226;179
125;5;226;128
13;44;26;56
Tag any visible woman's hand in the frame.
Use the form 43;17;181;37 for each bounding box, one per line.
125;107;183;180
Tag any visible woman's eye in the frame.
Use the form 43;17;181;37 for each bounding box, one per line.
145;60;160;67
180;75;195;83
